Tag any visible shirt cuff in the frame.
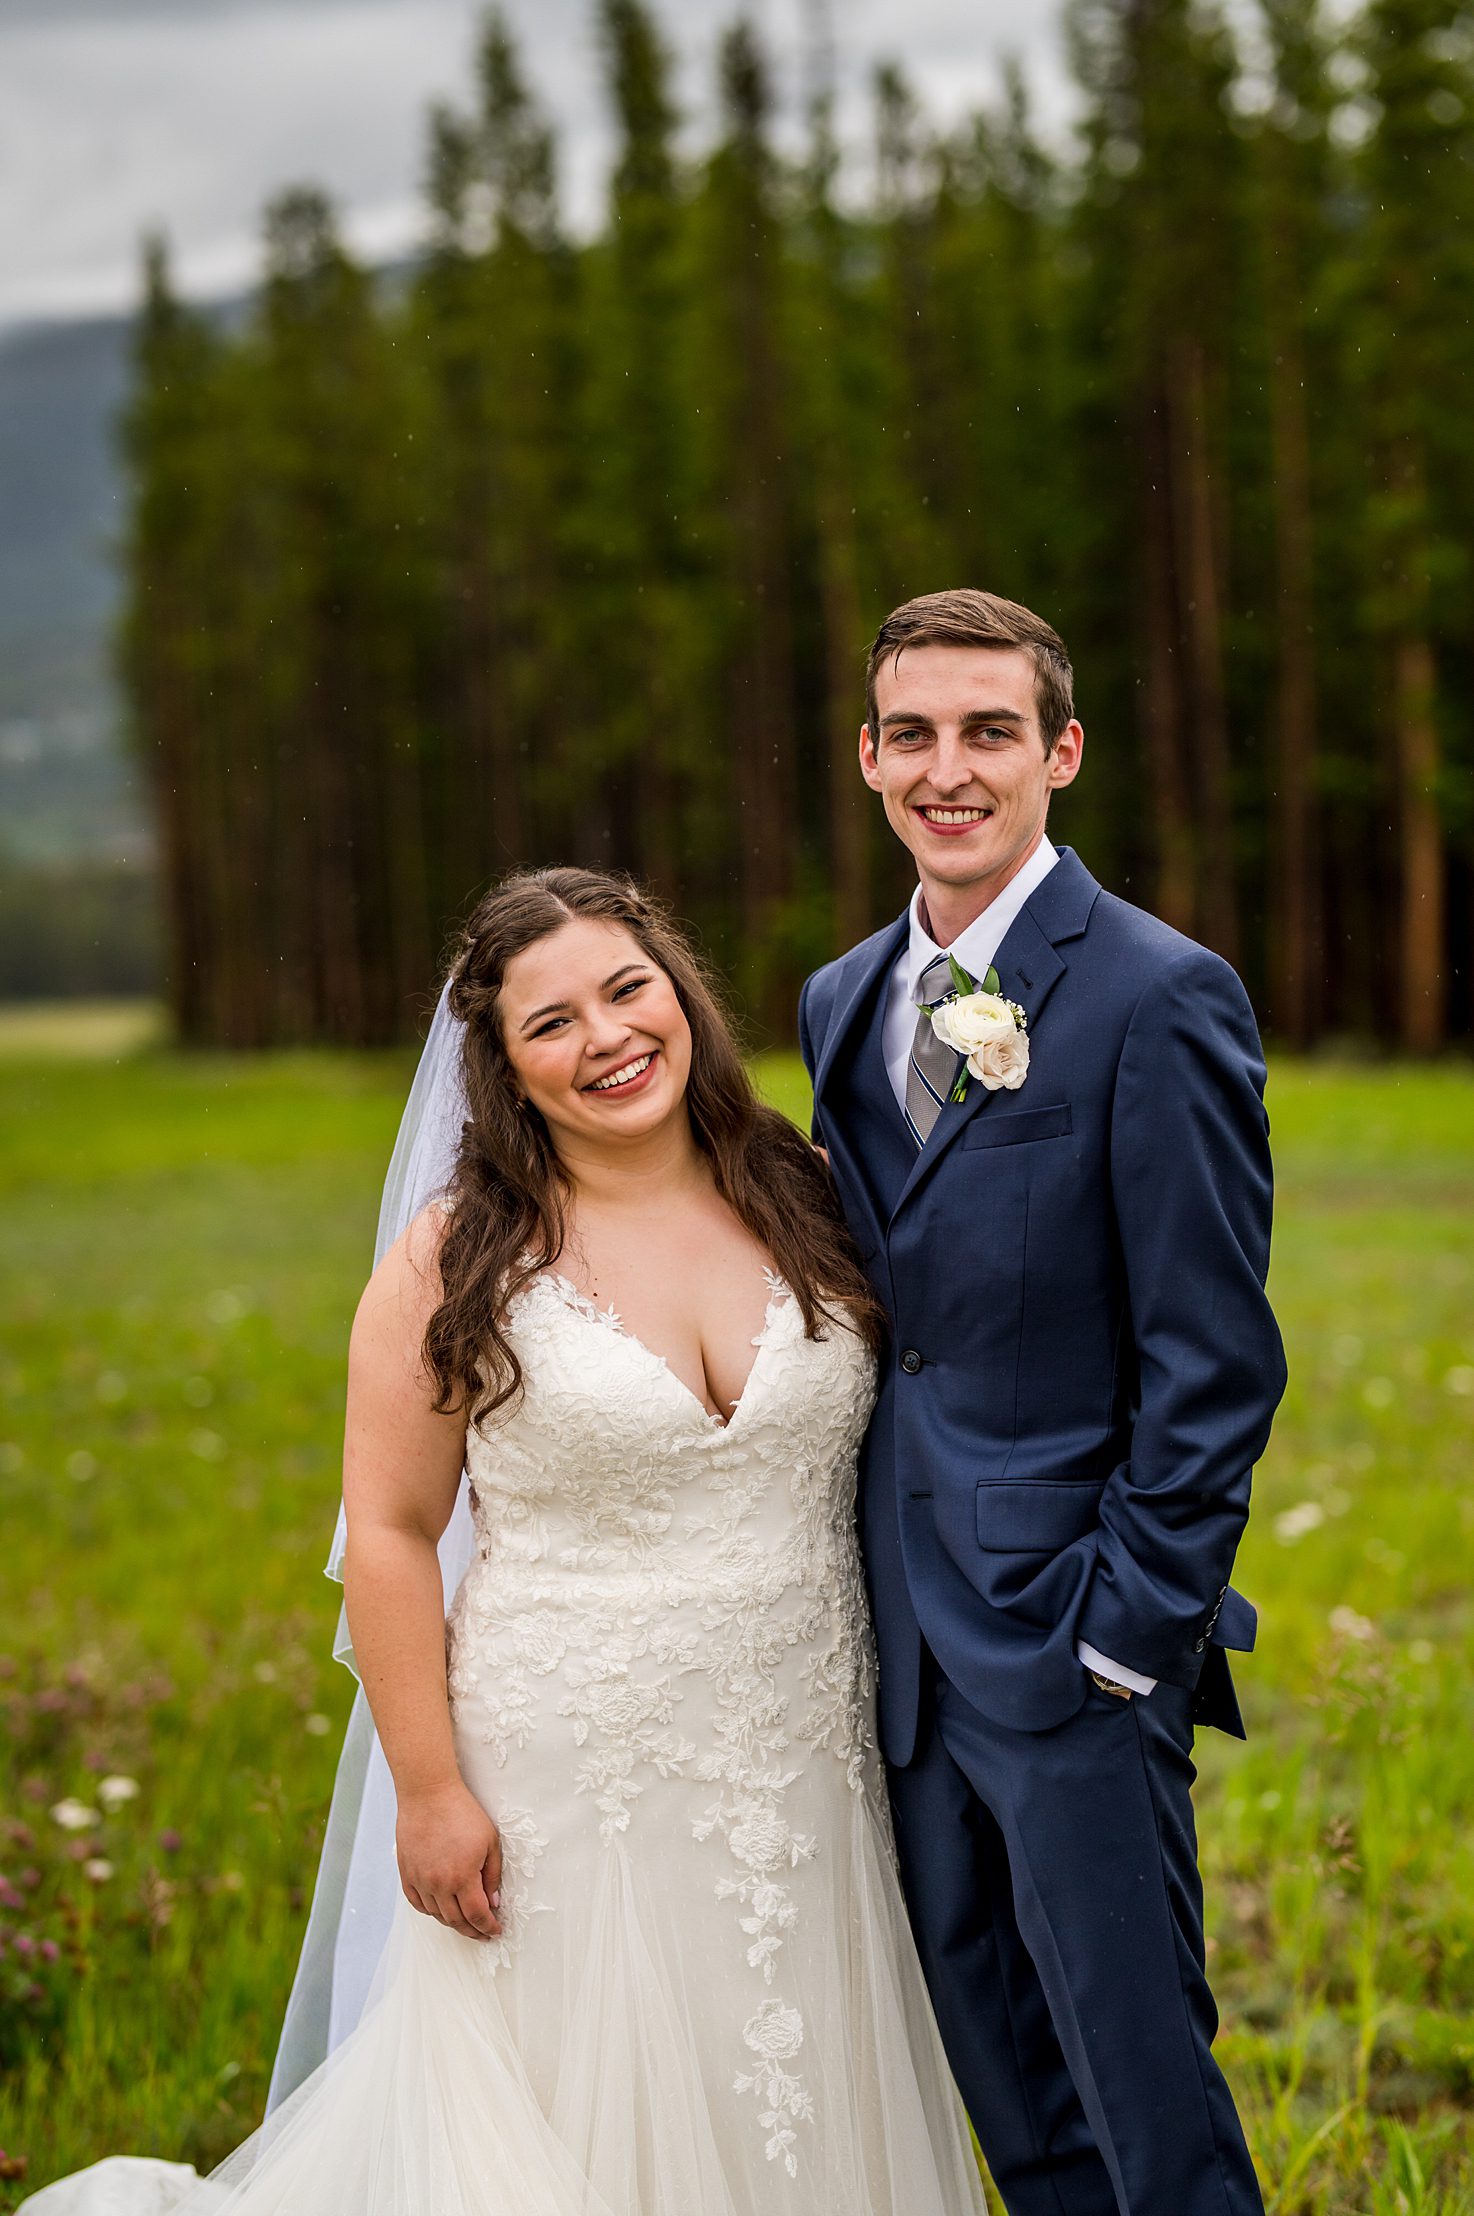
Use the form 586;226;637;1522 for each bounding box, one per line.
1076;1641;1158;1697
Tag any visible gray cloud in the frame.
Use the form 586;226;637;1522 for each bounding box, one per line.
0;0;415;21
0;0;1069;327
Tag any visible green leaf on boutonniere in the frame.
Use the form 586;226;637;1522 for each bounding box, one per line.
982;964;1001;995
947;951;975;998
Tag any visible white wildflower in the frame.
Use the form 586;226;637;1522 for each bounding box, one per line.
50;1798;100;1833
1273;1501;1326;1544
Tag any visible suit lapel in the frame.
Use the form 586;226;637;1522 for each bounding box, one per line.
889;849;1099;1224
811;914;910;1254
811;913;909;1116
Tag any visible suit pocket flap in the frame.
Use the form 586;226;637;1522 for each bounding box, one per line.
976;1477;1104;1552
962;1104;1072;1150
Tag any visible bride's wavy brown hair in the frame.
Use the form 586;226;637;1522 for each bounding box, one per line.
423;866;885;1420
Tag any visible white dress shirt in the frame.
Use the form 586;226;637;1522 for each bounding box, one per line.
882;836;1062;1111
880;836;1157;1699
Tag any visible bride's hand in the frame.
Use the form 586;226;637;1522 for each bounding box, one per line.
396;1779;503;1941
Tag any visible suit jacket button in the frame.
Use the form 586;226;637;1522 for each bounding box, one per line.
900;1349;923;1375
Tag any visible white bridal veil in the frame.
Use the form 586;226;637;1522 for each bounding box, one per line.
267;982;475;2109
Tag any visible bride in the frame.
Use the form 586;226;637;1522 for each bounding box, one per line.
21;867;985;2216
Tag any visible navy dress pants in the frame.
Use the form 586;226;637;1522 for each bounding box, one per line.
886;1650;1264;2216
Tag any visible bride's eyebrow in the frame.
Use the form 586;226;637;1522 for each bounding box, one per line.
520;964;648;1032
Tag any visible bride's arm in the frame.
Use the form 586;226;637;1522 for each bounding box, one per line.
341;1206;503;1942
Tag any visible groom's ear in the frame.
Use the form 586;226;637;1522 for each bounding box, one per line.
1046;720;1085;791
859;723;883;792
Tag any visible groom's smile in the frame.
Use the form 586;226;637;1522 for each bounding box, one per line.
859;641;1083;941
913;803;994;834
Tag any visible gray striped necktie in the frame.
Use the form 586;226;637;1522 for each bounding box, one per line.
904;952;966;1147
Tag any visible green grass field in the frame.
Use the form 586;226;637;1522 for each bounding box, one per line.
1;1019;1472;2211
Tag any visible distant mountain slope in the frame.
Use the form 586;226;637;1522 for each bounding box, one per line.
0;314;129;715
0;313;144;869
0;277;398;872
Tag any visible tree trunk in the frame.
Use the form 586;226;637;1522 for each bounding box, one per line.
1266;309;1321;1046
1139;385;1195;935
816;477;870;954
635;626;683;904
1394;628;1444;1052
1171;336;1239;967
733;463;798;995
730;276;798;1029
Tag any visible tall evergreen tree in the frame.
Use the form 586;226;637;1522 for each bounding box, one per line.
416;14;573;902
1357;0;1469;1048
794;45;874;950
252;187;424;1045
118;239;223;1042
872;61;958;582
692;21;802;1027
1069;0;1246;962
1256;0;1335;1045
584;0;696;897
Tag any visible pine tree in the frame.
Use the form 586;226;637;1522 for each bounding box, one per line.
872;62;960;585
691;22;802;1027
1357;0;1470;1049
251;187;425;1045
1256;0;1334;1045
415;14;573;908
1068;0;1245;962
584;0;697;898
793;39;874;952
118;238;222;1042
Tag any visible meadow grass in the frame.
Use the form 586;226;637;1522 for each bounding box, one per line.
1;1040;1472;2210
0;1001;164;1061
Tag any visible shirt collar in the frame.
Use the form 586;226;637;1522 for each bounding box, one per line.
904;836;1060;1006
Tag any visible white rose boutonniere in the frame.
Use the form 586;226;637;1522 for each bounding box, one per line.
925;953;1030;1099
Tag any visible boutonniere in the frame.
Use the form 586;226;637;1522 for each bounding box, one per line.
924;952;1030;1099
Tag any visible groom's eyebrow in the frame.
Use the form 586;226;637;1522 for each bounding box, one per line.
520;965;647;1030
878;707;1027;734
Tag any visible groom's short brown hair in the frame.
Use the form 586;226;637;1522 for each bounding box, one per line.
865;589;1075;753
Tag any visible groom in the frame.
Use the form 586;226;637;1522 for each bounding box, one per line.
799;590;1285;2215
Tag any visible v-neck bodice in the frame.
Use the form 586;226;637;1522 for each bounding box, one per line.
460;1265;876;1584
535;1267;788;1432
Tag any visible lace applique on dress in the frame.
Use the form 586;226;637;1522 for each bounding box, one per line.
444;1263;879;2177
474;1804;551;1974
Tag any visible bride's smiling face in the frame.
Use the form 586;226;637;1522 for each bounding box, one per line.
499;917;693;1149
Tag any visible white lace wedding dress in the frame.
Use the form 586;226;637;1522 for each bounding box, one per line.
21;1271;985;2216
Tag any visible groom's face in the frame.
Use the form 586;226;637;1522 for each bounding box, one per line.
860;644;1082;903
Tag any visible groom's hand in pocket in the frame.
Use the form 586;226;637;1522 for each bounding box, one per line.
397;1778;504;1940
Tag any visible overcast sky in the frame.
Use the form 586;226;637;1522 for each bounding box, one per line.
0;0;1072;328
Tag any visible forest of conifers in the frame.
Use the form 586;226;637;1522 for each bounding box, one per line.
122;0;1474;1048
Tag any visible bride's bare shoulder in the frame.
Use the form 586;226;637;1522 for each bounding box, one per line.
402;1195;455;1271
352;1201;452;1354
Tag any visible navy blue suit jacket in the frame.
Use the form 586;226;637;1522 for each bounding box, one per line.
799;848;1287;1764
